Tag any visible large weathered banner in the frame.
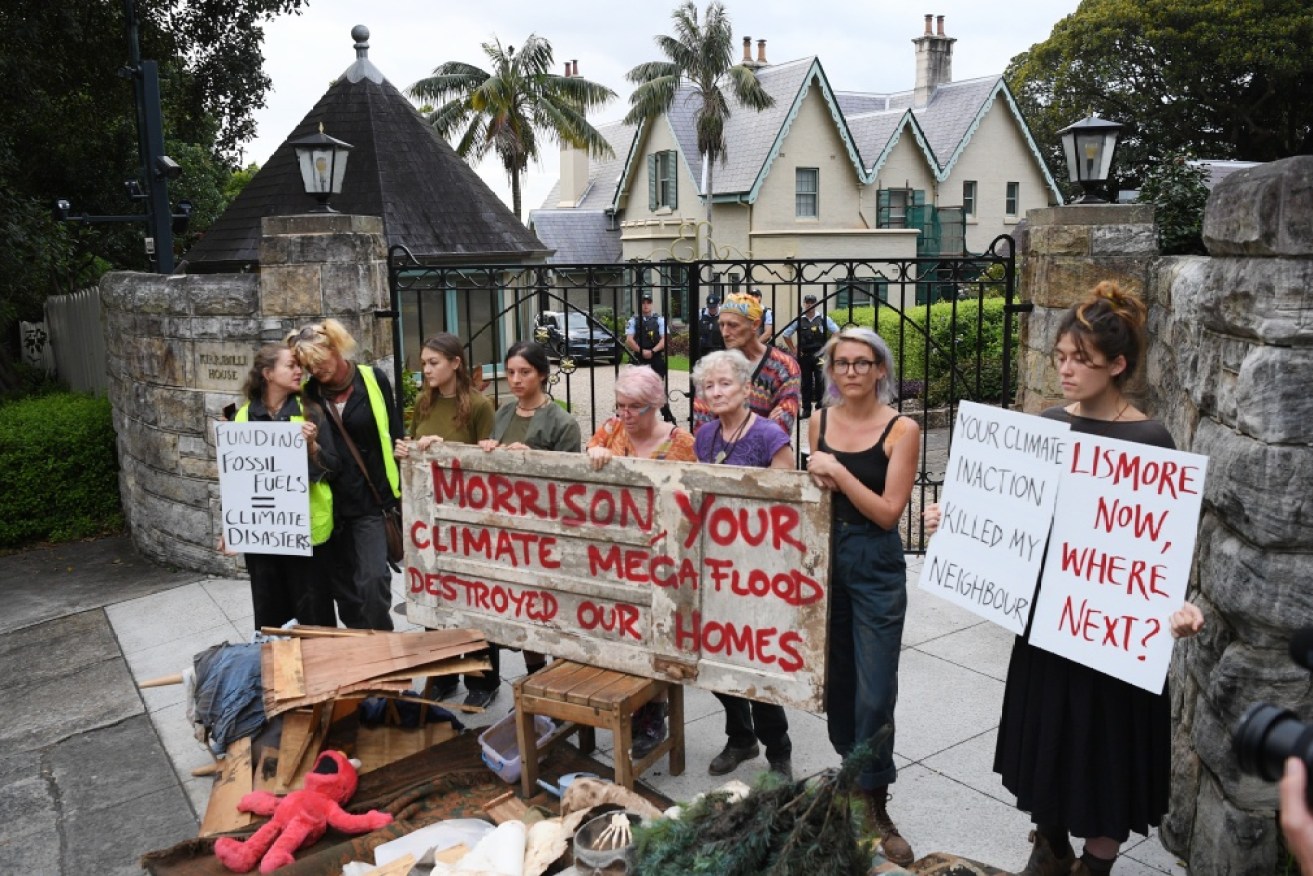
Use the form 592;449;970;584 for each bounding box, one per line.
402;444;832;711
918;402;1070;634
1028;433;1208;693
215;421;312;556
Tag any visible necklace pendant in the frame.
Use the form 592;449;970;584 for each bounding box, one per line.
714;450;727;464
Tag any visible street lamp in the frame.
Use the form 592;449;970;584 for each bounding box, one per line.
290;124;354;213
1058;113;1124;204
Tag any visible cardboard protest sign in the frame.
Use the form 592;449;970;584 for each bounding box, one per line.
919;402;1070;634
215;421;313;556
1028;433;1207;693
402;444;831;711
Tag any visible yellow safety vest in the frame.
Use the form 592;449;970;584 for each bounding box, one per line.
358;365;401;499
235;399;334;546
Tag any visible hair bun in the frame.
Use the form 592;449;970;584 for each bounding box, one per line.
1087;281;1146;327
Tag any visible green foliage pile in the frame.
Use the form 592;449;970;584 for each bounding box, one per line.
0;393;122;547
1139;156;1210;255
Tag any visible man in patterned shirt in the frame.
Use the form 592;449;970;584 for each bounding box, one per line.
691;291;800;434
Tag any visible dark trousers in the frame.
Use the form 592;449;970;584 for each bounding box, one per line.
715;692;791;761
466;644;501;691
328;512;395;631
799;351;824;413
246;544;336;630
826;519;906;791
641;352;676;423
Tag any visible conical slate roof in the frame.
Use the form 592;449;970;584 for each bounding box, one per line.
182;26;549;272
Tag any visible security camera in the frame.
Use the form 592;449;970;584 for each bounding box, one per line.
53;199;71;222
124;179;146;200
154;155;183;180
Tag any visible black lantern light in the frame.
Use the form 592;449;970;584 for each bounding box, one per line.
290;123;354;212
1058;113;1124;204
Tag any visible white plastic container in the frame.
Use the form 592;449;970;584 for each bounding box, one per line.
478;712;556;784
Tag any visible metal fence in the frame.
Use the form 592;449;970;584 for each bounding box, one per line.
387;237;1020;553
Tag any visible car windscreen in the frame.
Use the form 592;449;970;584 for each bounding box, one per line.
564;313;592;332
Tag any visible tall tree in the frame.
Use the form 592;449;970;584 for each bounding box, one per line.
1006;0;1313;191
407;35;616;221
624;1;774;258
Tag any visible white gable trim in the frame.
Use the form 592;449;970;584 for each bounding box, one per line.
935;78;1063;201
737;59;868;204
864;110;941;181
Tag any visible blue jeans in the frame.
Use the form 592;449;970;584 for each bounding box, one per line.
827;519;906;791
329;512;395;631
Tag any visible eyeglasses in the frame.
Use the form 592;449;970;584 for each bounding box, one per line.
287;326;325;344
832;358;877;374
615;403;653;416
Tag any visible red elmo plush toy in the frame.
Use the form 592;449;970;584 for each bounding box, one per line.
213;749;392;873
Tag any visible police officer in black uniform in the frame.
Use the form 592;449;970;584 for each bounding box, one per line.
696;294;726;361
625;292;675;422
781;293;840;418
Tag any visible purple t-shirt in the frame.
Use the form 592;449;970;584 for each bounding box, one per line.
694;414;791;467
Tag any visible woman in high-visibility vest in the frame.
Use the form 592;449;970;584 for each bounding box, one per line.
290;319;404;631
230;344;340;629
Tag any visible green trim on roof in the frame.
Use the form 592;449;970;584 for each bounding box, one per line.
865;110;940;181
936;79;1063;202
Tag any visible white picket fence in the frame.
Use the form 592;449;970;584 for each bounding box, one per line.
42;286;108;395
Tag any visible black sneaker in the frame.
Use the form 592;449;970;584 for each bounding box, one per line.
708;742;760;775
427;677;459;701
768;758;794;781
463;687;499;709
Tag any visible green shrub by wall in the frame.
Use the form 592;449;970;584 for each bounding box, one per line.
0;393;122;547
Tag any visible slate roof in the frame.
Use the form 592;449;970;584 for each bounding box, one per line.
181;31;548;273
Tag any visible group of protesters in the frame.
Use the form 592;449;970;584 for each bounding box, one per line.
223;279;1208;874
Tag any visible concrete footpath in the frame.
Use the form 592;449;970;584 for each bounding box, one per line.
0;535;1190;874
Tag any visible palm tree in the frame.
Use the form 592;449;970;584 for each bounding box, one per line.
408;35;616;221
624;1;774;258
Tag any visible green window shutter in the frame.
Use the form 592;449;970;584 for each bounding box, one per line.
648;154;658;210
877;188;891;228
667;151;677;209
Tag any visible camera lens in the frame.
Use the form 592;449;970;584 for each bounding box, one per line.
1233;702;1313;808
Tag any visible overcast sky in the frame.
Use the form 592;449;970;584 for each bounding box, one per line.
245;0;1081;213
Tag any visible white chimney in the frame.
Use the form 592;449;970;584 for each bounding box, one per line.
912;12;955;108
559;60;590;206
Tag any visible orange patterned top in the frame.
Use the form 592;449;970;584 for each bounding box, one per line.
586;417;696;462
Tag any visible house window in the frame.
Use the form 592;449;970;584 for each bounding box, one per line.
1005;181;1020;216
795;168;819;218
962;180;977;217
648;150;678;210
877;188;919;228
836;280;888;308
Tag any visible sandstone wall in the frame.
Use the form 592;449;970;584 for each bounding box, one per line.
103;213;389;575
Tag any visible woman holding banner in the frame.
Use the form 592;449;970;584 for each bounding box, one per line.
229;344;340;629
477;340;582;683
692;349;796;781
394;332;496;707
290;319;404;632
804;327;920;867
926;282;1204;876
586;364;695;759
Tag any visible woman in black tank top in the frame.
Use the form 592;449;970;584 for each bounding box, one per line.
806;328;921;867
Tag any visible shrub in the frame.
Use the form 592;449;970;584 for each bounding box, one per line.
1139;155;1209;255
0;392;122;547
666;329;690;358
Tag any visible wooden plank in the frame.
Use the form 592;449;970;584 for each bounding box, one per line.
527;662;601;699
270;638;306;700
353;721;459;774
564;668;629;707
138;672;184;688
274;707;317;792
360;853;415;875
483;790;529;824
200;736;254;837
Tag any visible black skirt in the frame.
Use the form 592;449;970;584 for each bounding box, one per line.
993;637;1171;841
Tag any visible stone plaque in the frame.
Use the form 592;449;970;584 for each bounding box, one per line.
195;342;253;391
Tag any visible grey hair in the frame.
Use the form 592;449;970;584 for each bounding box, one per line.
692;349;754;399
613;364;667;409
821;327;896;404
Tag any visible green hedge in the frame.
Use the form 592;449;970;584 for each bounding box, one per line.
0;393;122;547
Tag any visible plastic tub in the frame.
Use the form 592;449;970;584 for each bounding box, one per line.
478;712;556;784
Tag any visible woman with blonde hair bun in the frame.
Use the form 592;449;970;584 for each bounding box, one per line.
926;281;1204;876
288;319;403;631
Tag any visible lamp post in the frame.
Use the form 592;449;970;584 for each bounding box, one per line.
1058;113;1124;204
290;124;354;212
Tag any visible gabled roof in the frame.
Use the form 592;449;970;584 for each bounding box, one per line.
526;210;622;263
846;109;938;180
182;30;548;273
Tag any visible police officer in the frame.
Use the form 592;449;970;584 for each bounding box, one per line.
625;292;675;422
748;288;775;344
696;294;726;360
781;294;840;418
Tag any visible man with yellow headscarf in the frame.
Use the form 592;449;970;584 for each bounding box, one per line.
691;291;800;434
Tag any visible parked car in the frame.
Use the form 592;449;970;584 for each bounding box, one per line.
533;310;624;363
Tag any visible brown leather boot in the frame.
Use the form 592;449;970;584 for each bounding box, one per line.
1017;829;1076;876
863;786;914;868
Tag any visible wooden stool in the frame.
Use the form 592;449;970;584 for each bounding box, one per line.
513;660;685;796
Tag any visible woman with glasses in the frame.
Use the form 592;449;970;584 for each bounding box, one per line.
692;349;796;781
477;340;582;684
393;333;496;706
585;364;695;757
805;327;920;867
288;319;403;631
925;282;1204;876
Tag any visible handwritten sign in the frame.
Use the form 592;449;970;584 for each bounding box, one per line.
919;402;1070;634
1028;434;1207;693
402;444;831;711
215;421;313;556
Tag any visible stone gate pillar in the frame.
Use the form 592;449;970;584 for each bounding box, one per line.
103;213;388;575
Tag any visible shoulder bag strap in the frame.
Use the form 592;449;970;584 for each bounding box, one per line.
324;399;386;508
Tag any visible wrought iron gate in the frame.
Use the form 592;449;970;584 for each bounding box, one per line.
385;236;1020;553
